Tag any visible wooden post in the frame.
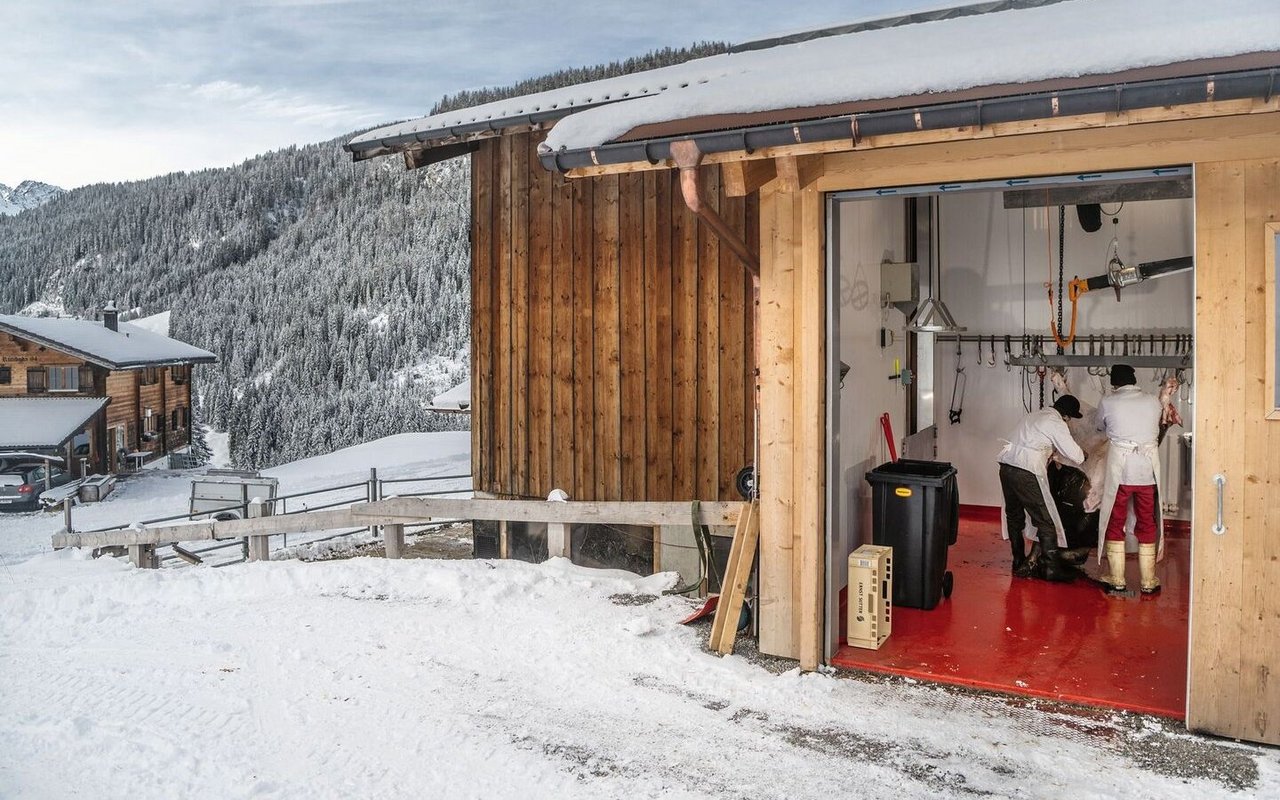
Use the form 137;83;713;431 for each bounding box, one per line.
384;523;405;559
499;520;510;559
127;544;157;569
246;499;270;562
547;522;569;558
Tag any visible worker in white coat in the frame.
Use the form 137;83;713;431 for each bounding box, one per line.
1095;364;1164;595
997;395;1087;582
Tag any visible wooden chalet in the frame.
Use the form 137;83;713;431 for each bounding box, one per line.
0;305;216;474
346;0;1280;744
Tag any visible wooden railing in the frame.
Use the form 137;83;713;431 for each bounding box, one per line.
51;497;747;569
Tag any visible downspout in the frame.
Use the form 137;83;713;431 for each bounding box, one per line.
669;139;762;509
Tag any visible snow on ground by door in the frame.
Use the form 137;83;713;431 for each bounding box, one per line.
1;433;1276;799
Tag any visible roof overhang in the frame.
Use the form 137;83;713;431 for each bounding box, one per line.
539;54;1280;174
0;397;110;451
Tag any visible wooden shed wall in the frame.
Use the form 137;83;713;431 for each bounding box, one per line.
470;131;758;501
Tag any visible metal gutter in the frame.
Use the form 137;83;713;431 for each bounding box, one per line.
537;66;1280;173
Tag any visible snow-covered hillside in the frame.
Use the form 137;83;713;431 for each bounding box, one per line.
0;180;64;216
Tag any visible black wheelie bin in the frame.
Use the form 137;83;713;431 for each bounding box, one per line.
864;459;959;610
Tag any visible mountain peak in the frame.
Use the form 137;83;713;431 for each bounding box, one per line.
0;180;65;216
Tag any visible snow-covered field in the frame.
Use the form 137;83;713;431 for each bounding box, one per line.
1;434;1275;798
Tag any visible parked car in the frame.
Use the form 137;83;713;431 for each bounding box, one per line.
0;462;75;512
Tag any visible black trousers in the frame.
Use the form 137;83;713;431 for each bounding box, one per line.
999;463;1057;546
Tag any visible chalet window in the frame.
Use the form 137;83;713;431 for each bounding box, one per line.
0;365;10;384
79;365;94;391
171;407;188;430
26;368;47;393
139;367;159;386
142;410;157;438
170;364;189;385
48;366;80;392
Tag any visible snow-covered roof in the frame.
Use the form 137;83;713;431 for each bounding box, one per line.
428;379;471;412
0;397;109;450
0;314;216;369
348;0;1279;160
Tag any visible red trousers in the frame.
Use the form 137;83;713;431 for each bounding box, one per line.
1105;484;1158;543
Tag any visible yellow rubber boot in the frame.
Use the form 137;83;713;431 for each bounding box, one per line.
1138;543;1161;595
1103;540;1127;593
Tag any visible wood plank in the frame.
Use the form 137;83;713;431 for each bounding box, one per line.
711;500;760;655
493;134;513;495
563;101;1280;180
718;173;748;500
795;188;827;672
511;131;531;496
671;167;699;499
618;171;647;499
757;185;798;659
594;174;623;499
774;155;825;192
550;157;576;493
527;132;554;498
744;193;760;476
1238;158;1280;744
812;111;1280;193
1188;160;1248;737
471;143;493;492
51;499;747;550
696;167;721;500
722;159;777;197
645;170;675;501
572;178;596;499
358;497;746;527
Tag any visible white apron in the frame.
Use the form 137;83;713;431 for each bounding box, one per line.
1095;438;1164;562
999;440;1068;548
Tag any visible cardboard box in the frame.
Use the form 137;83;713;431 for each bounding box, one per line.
847;544;893;650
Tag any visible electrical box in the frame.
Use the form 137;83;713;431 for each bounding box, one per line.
880;261;918;309
847;544;893;650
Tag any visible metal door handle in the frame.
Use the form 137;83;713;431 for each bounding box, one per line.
1212;474;1227;535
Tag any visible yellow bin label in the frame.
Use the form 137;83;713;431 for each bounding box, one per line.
894;487;913;498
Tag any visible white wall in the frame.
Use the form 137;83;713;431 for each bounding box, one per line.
833;198;909;559
932;193;1194;507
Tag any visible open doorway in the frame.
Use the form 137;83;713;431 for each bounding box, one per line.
825;168;1195;718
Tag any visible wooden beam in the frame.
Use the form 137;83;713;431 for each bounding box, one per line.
722;159;777;197
563;100;1280;180
51;498;747;550
813;110;1280;193
774;155;825;193
710;500;760;655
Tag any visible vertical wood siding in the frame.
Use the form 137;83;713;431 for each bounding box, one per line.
471;132;758;501
1189;157;1280;745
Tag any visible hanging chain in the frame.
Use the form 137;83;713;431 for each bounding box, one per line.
1056;205;1065;355
1039;371;1046;409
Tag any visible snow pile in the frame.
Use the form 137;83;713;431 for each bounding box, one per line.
126;310;172;337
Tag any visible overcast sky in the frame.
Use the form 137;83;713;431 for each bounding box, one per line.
1;0;932;189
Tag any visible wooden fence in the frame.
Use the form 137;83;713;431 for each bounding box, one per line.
51;497;748;569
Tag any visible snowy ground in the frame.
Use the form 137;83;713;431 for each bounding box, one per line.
1;434;1276;799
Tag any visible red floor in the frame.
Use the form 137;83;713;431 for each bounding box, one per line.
831;513;1190;719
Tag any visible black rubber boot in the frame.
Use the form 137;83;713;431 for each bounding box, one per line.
1036;532;1076;583
1010;535;1030;577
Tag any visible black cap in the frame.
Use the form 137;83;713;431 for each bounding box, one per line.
1053;395;1084;419
1110;364;1137;387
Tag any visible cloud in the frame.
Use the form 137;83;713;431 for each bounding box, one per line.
180;80;382;127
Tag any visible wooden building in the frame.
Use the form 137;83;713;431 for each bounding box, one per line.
346;1;1280;744
0;306;216;474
